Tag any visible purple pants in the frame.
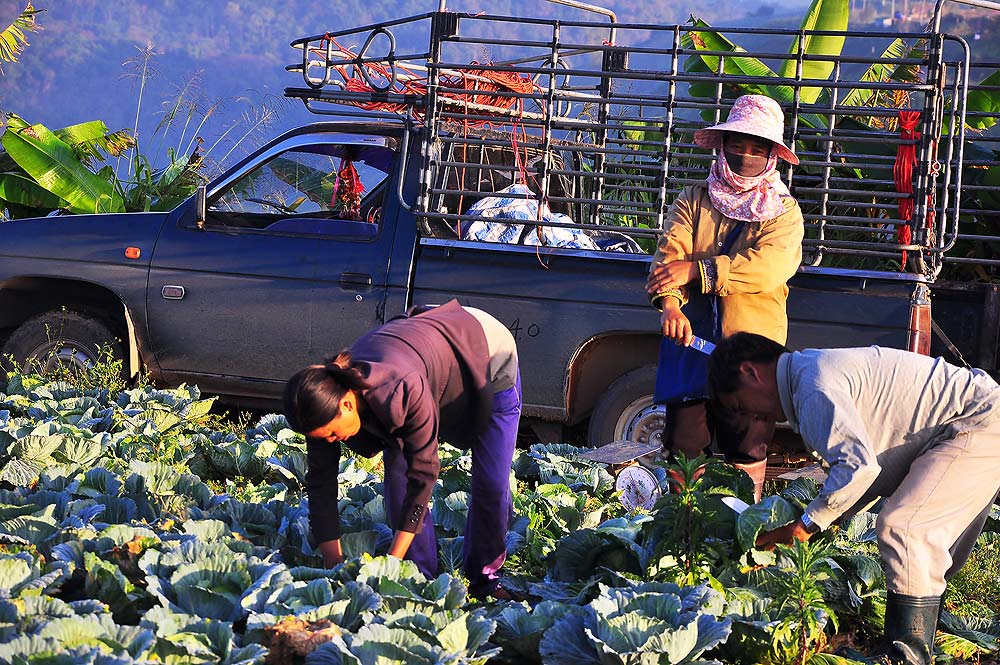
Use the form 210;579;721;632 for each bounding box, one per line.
382;375;521;595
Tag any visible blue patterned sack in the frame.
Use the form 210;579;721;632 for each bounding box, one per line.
462;184;616;250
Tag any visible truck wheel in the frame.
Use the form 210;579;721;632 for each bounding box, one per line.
587;366;665;448
0;310;125;379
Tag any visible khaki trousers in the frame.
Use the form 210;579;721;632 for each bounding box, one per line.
876;419;1000;597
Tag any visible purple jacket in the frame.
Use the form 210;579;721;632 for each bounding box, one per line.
306;300;493;542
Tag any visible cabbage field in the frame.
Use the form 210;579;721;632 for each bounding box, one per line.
0;366;998;664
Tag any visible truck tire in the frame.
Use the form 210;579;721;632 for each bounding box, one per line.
587;366;665;448
0;310;125;379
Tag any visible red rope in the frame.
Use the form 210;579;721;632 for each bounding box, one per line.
313;36;537;126
894;110;921;268
441;62;536;115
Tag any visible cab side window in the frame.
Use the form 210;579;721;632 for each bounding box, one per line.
205;141;396;239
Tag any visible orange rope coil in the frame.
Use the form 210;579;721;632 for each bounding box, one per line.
314;35;539;126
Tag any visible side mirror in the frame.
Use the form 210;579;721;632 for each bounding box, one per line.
195;185;206;230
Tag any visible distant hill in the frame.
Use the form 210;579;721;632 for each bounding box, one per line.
1;0;995;176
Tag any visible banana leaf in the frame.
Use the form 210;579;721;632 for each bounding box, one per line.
964;69;1000;132
53;120;134;166
620;119;665;157
156;148;197;191
821;116;900;169
839;38;925;109
683;17;790;111
150;148;204;211
1;115;124;214
976;162;1000;212
0;147;19;172
270;156;336;208
794;106;919;220
0;4;41;65
0;172;64;211
779;0;850;105
128;152;159;212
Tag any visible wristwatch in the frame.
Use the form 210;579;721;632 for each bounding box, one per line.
800;511;821;535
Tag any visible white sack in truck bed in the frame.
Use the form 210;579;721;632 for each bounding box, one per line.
460;184;642;253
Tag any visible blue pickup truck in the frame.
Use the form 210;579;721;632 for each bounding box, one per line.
2;6;999;448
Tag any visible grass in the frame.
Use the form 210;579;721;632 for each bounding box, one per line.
43;344;137;395
945;533;1000;620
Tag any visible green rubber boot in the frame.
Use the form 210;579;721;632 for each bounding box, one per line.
881;592;940;665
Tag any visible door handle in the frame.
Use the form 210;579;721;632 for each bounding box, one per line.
161;285;186;300
339;273;373;288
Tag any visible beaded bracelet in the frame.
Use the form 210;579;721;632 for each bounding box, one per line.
652;288;684;311
698;259;718;294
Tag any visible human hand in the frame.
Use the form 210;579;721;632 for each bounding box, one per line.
646;260;698;295
318;539;345;568
388;530;416;560
755;520;813;551
660;305;694;345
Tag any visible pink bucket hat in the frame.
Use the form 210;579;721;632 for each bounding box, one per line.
694;94;799;165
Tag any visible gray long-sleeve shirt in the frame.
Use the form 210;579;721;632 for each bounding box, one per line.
777;347;1000;530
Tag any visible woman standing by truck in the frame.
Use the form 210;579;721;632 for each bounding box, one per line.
282;300;521;600
646;94;805;498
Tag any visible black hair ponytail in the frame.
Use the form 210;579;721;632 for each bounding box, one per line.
283;351;370;434
322;351;370;390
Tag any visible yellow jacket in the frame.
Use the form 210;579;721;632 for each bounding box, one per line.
649;185;804;344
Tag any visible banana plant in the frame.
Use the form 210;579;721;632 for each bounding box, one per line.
683;0;850;110
0;113;208;217
684;11;999;135
0;165;60;218
0;2;42;74
1;39;278;220
124;144;205;212
0;114;132;214
837;38;926;111
963;69;1000;132
780;0;851;104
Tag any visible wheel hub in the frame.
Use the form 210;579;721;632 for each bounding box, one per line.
615;397;666;447
30;341;96;375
